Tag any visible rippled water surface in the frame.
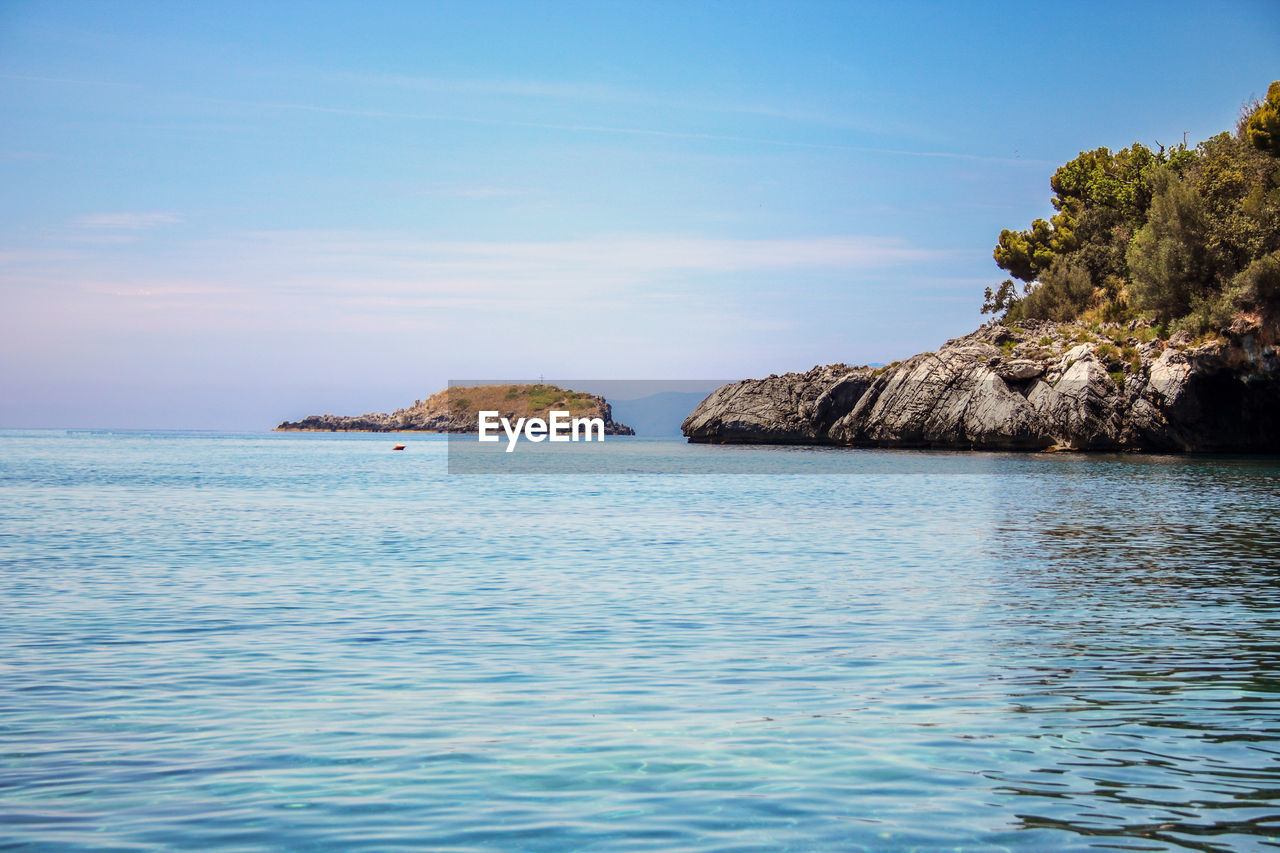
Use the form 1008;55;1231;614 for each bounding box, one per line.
3;431;1280;851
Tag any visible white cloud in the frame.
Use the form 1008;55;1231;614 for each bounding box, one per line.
73;212;184;230
318;70;919;139
415;186;530;199
332;72;621;102
232;230;944;283
1;229;961;339
202;96;1052;164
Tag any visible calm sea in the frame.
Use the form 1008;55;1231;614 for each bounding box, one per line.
2;430;1279;851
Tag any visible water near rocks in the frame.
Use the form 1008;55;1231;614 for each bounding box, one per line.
2;431;1279;851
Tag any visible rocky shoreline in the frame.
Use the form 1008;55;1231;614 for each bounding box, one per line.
682;315;1280;453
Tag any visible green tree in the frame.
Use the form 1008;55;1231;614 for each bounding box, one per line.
1021;256;1095;321
1049;144;1162;223
993;219;1058;282
1235;250;1280;305
992;144;1164;287
1127;167;1211;323
1189;132;1280;279
1245;81;1280;156
984;82;1280;327
981;279;1023;318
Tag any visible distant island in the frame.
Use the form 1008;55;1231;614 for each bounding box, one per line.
277;383;635;435
684;81;1280;453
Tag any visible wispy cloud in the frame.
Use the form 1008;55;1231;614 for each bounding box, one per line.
326;71;621;102
0;150;52;162
5;229;952;307
320;69;917;138
2;66;1042;164
206;96;1051;165
416;186;530;199
73;212;184;230
0;73;129;88
226;230;947;290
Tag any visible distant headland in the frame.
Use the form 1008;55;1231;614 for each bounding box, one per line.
277;383;635;435
682;316;1280;452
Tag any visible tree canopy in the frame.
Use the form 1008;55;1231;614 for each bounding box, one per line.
1245;81;1280;156
983;82;1280;332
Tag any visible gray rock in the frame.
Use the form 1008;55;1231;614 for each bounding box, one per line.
683;317;1280;453
996;359;1044;381
682;364;871;444
1026;355;1122;448
827;344;1049;449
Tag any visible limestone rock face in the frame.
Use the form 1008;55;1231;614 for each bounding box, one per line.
683;317;1280;453
996;359;1044;381
681;365;874;444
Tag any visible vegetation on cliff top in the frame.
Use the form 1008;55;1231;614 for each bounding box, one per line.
412;383;604;420
982;81;1280;334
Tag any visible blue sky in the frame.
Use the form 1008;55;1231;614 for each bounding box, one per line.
2;1;1277;428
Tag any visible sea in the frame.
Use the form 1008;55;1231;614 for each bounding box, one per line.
2;429;1279;852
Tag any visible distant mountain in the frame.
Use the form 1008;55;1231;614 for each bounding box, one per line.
609;391;712;437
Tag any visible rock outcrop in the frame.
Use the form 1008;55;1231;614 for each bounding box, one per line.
683;316;1280;452
278;383;635;435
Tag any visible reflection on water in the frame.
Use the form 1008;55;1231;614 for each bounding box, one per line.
1;432;1278;851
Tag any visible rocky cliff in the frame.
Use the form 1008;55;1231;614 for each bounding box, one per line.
683;316;1280;452
278;383;635;435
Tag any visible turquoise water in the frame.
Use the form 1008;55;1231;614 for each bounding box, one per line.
2;431;1279;851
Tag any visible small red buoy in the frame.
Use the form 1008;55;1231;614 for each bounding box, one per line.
392;444;406;451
